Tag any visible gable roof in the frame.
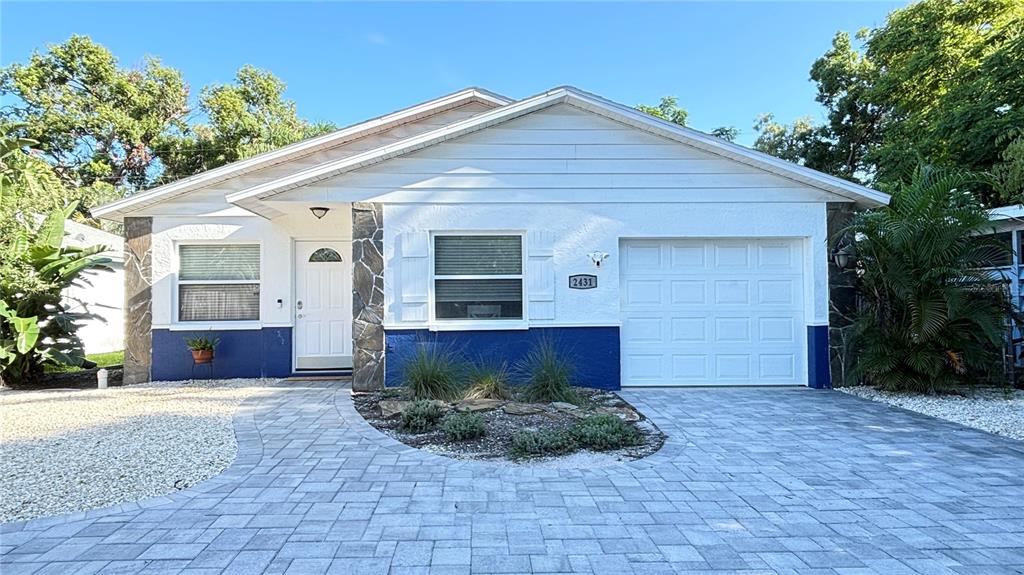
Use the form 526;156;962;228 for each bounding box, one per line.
92;87;512;221
226;86;889;215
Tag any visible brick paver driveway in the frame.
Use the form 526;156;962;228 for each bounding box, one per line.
3;381;1024;574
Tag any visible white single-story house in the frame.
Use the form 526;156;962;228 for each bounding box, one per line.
61;219;125;354
94;86;889;390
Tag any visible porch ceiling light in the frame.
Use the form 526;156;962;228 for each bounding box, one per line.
309;206;330;220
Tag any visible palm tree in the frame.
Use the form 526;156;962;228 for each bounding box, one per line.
846;167;1017;393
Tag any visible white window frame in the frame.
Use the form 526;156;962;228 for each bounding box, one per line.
171;240;263;331
428;231;528;331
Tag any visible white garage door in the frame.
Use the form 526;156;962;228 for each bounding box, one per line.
620;238;806;386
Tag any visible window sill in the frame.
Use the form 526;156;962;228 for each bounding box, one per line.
428;320;529;332
167;322;263;332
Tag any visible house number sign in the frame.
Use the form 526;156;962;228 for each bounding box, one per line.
568;274;597;289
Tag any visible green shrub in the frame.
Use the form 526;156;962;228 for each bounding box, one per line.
1;201;113;386
509;429;577;459
441;412;486;441
400;400;444;433
571;414;642;451
464;359;512;400
845;168;1019;393
516;338;580;404
402;342;464;401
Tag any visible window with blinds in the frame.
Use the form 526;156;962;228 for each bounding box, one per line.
178;244;260;322
433;235;523;320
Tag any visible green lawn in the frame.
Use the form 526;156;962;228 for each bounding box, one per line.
44;350;124;373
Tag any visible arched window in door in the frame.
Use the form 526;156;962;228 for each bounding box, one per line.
309;247;343;263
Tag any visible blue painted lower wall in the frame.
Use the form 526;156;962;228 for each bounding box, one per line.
384;326;621;390
806;325;831;389
151;327;293;381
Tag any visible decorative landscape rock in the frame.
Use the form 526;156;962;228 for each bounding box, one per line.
502;402;546;416
550;401;579;411
379;400;413;418
453;398;506;412
595;406;641;422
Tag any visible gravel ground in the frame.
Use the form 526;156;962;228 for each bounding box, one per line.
838;385;1024;441
0;378;275;523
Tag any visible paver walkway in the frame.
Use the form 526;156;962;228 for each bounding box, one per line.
3;381;1024;574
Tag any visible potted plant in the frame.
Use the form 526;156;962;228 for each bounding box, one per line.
184;335;219;364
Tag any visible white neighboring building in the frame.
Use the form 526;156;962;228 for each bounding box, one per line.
62;220;125;354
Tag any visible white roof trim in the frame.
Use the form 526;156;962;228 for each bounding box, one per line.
228;86;890;210
989;205;1024;222
92;87;512;221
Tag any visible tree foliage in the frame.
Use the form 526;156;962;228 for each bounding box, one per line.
755;0;1024;204
1;201;112;386
155;65;335;183
636;96;738;141
0;35;190;191
844;168;1014;393
0;36;334;218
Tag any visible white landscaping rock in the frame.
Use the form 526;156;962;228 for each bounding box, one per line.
838;385;1024;441
0;378;276;523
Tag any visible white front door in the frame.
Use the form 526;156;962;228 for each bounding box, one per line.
294;241;352;370
620;238;806;387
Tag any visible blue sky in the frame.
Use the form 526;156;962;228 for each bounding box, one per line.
2;2;905;146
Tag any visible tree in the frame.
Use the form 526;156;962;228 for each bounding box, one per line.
867;0;1023;204
156;65;335;182
636;96;689;126
844;167;1014;393
636;96;739;141
0;35;190;191
710;126;739;142
755;0;1023;203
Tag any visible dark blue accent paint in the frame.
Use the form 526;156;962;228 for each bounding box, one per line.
806;325;831;389
152;327;293;381
385;327;621;390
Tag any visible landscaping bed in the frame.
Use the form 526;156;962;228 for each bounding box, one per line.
839;385;1024;441
353;387;666;465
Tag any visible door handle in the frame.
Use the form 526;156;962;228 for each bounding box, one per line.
296;300;303;310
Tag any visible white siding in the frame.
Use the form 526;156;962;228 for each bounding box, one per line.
382;202;830;331
302;104;851;205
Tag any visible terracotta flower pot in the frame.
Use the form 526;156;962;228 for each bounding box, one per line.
191;349;214;364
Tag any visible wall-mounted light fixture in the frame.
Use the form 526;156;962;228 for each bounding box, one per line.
309;206;330;220
588;251;610;268
832;244;855;270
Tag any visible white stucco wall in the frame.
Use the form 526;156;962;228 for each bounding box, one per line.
150;208;352;330
382;202;830;330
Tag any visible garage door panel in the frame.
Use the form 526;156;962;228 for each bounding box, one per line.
759;317;797;342
671;280;706;304
671;354;708;380
624;243;663;271
713;280;750;304
623;316;662;343
670;317;706;342
714;317;750;342
621;238;805;386
624;279;663;305
757;279;798;305
670;243;705;268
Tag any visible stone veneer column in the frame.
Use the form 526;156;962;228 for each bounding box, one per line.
826;202;857;386
352;203;385;391
124;217;153;384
